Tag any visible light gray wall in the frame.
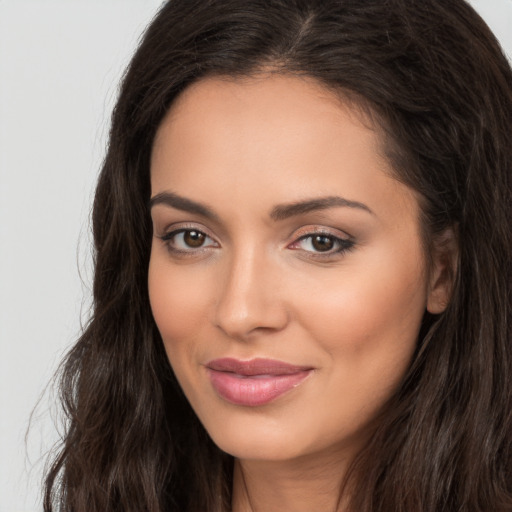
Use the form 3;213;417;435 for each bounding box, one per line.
0;2;163;511
0;1;510;511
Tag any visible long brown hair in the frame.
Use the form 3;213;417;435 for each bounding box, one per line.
44;1;512;510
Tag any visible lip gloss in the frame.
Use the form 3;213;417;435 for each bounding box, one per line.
206;358;313;407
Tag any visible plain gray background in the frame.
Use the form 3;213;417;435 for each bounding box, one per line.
0;1;510;511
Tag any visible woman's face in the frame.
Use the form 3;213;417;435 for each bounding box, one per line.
148;74;441;463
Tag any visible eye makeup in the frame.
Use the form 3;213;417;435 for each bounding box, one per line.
157;224;219;258
290;232;354;256
156;223;355;262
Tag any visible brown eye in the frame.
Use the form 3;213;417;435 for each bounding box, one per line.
290;231;354;257
311;235;334;252
161;229;217;253
183;230;206;247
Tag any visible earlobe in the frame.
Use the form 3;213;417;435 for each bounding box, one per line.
426;227;459;314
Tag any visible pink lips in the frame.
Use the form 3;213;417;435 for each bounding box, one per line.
206;358;313;407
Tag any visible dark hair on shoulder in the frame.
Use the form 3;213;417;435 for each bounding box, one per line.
44;1;512;511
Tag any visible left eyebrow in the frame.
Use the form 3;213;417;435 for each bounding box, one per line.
270;196;374;221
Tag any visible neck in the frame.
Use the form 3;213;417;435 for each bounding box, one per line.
231;450;353;512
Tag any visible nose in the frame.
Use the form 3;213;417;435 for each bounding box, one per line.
213;247;289;340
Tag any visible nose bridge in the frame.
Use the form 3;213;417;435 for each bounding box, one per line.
214;242;287;339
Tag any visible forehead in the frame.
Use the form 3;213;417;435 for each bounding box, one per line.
150;73;417;222
153;73;379;161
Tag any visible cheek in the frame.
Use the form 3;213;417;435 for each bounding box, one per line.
324;269;424;347
278;252;428;448
148;251;210;361
295;245;427;393
304;233;426;334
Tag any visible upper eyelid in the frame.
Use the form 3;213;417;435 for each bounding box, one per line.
162;227;218;245
160;230;353;260
162;228;214;240
151;209;225;239
158;222;217;239
156;222;354;245
290;225;354;242
289;233;353;248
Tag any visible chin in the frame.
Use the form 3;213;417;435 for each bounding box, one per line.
201;414;295;460
200;410;357;464
214;435;304;462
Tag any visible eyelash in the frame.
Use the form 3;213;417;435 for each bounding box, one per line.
289;232;355;258
159;227;218;256
158;227;355;259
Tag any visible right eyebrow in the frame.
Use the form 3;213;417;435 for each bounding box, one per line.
149;191;220;222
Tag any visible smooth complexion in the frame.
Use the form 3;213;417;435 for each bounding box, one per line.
148;74;452;512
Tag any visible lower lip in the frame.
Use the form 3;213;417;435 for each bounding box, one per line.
207;369;312;407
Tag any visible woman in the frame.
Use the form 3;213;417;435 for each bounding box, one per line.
44;0;512;511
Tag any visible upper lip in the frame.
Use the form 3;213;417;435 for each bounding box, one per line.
206;357;313;376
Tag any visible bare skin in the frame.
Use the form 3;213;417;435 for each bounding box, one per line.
148;74;454;511
232;449;352;512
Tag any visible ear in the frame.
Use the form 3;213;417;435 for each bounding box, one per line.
426;226;459;314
